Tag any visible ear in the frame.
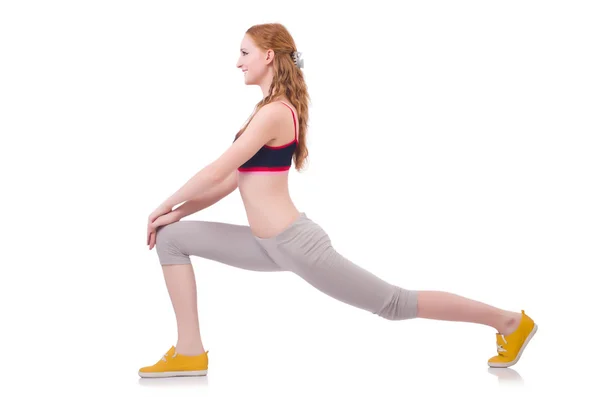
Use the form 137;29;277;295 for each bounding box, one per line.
264;49;275;65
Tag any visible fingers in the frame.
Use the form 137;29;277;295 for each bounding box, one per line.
147;219;160;249
147;220;155;247
147;222;152;245
147;214;173;250
149;231;156;250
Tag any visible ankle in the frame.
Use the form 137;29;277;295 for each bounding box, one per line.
175;341;205;356
497;311;521;335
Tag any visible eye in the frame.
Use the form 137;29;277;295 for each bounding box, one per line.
242;51;248;55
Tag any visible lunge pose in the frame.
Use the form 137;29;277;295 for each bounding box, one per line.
139;23;537;378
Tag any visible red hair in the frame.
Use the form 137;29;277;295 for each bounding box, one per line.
235;23;311;171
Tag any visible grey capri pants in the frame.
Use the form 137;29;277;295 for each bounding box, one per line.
155;212;418;320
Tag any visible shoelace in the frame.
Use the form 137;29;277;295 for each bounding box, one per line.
161;351;178;362
496;334;508;355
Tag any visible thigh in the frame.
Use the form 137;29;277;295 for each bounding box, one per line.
259;218;396;313
156;220;282;271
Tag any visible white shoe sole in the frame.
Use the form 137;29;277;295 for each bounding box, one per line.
138;370;207;378
488;323;538;368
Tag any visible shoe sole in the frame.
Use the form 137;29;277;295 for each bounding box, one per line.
488;323;538;368
138;370;207;378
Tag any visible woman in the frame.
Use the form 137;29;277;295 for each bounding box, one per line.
139;23;537;378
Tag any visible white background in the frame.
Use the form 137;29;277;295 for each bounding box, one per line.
1;1;598;396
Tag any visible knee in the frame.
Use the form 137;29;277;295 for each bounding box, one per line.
376;286;419;321
155;223;180;248
155;222;191;265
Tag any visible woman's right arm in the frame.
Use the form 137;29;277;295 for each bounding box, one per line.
172;170;239;219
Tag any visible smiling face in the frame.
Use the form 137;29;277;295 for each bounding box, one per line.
236;34;273;86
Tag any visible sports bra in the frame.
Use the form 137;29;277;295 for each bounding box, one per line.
235;101;298;172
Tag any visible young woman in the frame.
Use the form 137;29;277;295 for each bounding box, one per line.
139;23;537;378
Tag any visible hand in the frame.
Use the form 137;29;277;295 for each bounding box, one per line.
147;210;182;250
148;203;173;224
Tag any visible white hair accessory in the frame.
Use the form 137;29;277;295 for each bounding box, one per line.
292;51;304;68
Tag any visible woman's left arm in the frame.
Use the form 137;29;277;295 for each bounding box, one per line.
158;104;283;210
160;165;222;211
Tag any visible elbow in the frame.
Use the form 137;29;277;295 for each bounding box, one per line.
208;165;230;184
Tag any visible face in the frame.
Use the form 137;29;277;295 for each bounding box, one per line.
236;34;273;85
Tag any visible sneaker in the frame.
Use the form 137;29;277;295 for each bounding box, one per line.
488;310;537;368
138;346;209;378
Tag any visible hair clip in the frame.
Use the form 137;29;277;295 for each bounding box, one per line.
292;51;304;68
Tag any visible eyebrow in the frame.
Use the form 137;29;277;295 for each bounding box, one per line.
240;48;248;51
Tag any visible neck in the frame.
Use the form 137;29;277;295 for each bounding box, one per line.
260;69;274;98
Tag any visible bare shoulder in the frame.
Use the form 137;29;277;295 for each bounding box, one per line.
255;101;293;122
262;101;296;135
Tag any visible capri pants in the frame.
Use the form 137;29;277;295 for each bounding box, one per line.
155;212;418;320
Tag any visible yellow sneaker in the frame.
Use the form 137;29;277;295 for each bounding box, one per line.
488;310;537;368
138;346;209;378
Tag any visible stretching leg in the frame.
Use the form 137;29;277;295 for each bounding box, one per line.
155;220;282;355
260;221;521;333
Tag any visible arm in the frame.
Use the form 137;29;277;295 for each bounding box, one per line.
159;104;284;210
172;170;238;219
